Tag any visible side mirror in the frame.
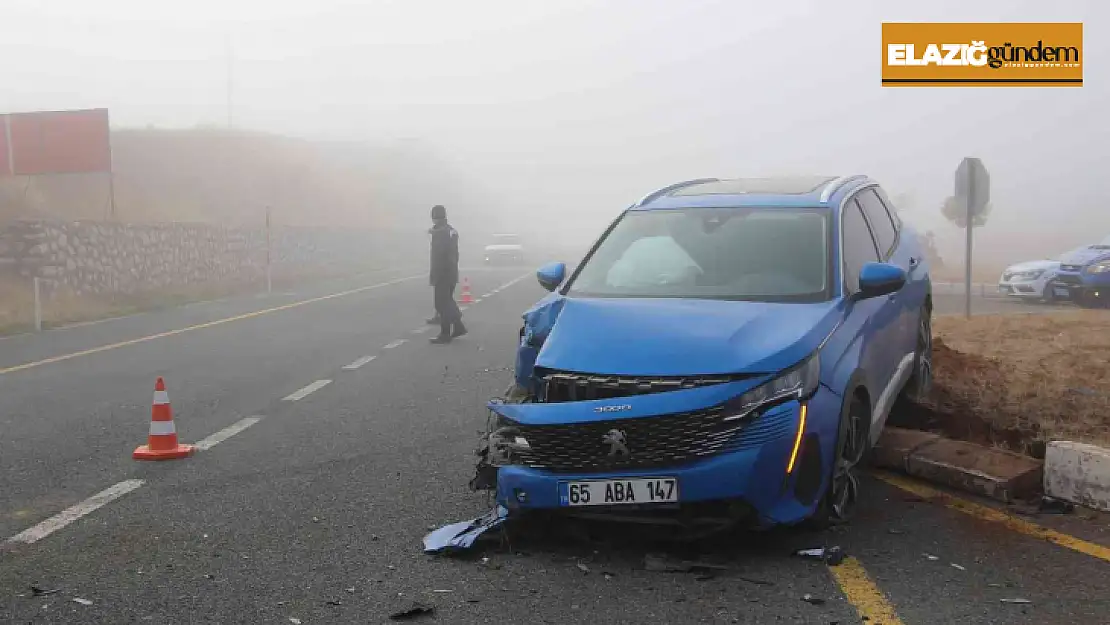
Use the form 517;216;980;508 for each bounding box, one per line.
857;262;906;299
536;262;567;292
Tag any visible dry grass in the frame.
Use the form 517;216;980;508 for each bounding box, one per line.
919;311;1110;450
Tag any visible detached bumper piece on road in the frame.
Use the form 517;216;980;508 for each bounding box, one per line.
133;377;196;461
423;504;510;555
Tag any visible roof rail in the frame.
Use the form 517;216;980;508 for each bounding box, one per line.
818;174;867;203
633;178;719;207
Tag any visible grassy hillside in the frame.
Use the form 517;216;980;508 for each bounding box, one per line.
0;128;495;232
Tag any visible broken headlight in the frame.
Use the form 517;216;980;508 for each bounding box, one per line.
722;352;820;421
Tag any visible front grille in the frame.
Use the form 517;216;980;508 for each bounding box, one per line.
1055;274;1082;286
507;404;796;472
540;370;743;402
1060;264;1082;272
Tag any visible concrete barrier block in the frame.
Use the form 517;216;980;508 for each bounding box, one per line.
1044;441;1110;512
905;438;1043;503
872;427;942;471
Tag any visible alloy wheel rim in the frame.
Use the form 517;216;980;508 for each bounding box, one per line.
829;401;867;522
917;315;933;393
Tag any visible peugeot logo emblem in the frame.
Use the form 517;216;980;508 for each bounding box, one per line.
602;429;630;457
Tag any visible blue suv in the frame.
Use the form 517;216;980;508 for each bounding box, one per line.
1050;237;1110;308
478;176;933;531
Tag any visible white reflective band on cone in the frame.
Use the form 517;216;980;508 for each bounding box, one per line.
153;390;170;405
149;420;176;436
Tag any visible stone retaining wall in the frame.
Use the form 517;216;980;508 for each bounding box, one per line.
0;219;422;296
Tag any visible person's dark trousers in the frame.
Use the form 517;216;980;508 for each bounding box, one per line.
433;281;463;338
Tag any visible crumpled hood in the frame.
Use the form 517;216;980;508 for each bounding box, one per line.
1004;259;1059;273
531;296;840;376
1059;246;1110;267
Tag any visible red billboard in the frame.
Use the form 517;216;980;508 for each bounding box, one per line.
0;116;10;175
0;108;111;177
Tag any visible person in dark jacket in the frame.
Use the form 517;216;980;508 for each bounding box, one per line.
428;204;466;343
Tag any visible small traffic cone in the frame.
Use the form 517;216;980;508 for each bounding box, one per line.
459;277;475;304
133;377;195;461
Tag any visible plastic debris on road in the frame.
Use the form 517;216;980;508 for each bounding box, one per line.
423;504;509;555
801;594;826;605
390;601;436;620
643;553;731;574
794;546;845;566
73;598;93;606
1000;598;1032;605
1038;496;1075;514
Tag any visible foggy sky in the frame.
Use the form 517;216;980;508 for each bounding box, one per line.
2;0;1106;264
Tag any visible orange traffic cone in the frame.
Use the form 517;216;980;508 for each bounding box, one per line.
459;277;475;304
133;377;196;461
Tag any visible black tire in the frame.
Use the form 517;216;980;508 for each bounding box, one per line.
1076;291;1096;308
1041;283;1062;304
901;305;933;405
807;393;870;529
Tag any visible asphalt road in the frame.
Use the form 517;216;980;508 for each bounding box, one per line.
1;269;1107;624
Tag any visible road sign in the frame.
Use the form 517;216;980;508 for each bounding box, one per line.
954;157;990;319
955;157;990;217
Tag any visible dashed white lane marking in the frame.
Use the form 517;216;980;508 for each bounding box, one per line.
383;339;407;349
282;379;332;401
459;306;469;311
343;355;378;370
5;480;145;545
195;417;264;451
411;327;431;335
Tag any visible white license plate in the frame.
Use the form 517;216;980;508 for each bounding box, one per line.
559;477;678;507
1054;287;1070;297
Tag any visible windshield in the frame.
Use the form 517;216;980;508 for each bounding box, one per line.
565;207;830;302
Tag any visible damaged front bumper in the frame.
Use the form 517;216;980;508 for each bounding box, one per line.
473;384;844;529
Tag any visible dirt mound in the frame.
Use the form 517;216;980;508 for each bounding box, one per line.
890;312;1110;456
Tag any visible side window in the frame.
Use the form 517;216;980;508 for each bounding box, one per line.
857;189;897;259
873;187;903;230
841;199;881;293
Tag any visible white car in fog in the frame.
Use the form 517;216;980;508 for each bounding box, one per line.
483;233;525;265
997;259;1063;302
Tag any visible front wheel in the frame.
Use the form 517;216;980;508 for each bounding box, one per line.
808;394;870;528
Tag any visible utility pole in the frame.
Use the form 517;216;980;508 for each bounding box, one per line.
265;205;272;294
225;34;234;128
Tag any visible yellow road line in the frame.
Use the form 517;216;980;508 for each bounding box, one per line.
0;274;422;376
828;556;905;625
874;471;1110;563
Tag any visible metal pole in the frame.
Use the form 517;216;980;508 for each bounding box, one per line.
33;277;42;332
226;35;234;129
964;175;974;319
3;114;14;176
107;136;117;221
265;206;272;294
